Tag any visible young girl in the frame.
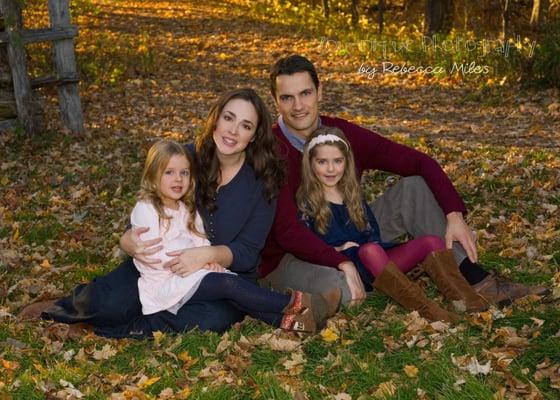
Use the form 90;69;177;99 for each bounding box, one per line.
131;139;341;332
297;127;488;322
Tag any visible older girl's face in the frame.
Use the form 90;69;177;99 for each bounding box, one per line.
213;98;258;158
311;144;346;189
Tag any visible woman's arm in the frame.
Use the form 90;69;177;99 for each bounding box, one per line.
128;202;165;268
120;228;163;265
164;190;276;277
164;245;233;277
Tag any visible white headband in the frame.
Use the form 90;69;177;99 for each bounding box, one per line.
307;134;349;151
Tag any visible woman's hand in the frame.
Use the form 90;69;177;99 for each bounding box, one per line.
164;246;214;277
338;261;366;306
334;241;360;252
120;227;163;267
204;263;227;273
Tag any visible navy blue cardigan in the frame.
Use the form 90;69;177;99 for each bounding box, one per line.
187;144;276;280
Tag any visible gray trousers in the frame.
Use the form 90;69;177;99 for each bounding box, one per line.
259;176;469;305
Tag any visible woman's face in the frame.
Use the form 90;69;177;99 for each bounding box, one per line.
213;98;259;158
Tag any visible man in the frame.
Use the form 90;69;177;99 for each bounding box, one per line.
258;54;547;306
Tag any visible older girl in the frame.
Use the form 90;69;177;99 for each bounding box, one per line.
297;126;488;322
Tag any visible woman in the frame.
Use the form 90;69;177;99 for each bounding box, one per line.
34;88;285;338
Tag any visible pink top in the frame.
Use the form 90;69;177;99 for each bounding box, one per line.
131;200;217;315
258;116;466;277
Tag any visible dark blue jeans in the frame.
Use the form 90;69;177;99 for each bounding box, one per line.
190;273;289;327
42;257;245;338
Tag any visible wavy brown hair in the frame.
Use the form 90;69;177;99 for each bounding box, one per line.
296;126;366;235
138;140;203;237
195;88;285;211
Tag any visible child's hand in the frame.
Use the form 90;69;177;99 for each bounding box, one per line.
203;263;226;273
335;241;360;252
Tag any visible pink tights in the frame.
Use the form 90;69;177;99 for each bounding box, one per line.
358;235;446;278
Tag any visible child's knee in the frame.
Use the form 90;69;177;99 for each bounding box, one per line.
358;242;385;259
422;235;446;252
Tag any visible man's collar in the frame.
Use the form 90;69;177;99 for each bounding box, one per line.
278;116;321;153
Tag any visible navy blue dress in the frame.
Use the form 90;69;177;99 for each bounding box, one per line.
301;201;394;291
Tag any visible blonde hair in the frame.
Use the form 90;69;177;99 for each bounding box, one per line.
138;140;203;237
296;126;366;235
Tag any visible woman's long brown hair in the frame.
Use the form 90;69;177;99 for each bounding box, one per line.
195;88;285;211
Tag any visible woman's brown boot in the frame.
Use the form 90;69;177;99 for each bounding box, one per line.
421;250;489;313
374;262;458;323
280;288;341;332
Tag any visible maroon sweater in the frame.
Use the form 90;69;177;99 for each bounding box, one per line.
258;116;466;277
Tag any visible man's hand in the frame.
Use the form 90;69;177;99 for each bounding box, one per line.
164;247;213;277
338;261;366;305
445;211;478;263
120;227;163;266
334;241;360;252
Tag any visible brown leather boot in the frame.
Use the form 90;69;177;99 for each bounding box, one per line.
421;250;489;313
281;290;318;332
472;272;550;307
374;262;458;323
282;288;341;330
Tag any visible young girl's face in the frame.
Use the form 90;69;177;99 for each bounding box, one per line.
311;144;346;190
159;154;190;208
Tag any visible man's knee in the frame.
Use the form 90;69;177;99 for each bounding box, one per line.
400;176;429;193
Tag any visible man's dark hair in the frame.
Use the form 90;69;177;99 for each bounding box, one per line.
269;55;320;99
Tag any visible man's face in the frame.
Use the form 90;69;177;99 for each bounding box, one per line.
274;71;322;139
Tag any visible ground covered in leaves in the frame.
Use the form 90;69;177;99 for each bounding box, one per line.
1;0;560;398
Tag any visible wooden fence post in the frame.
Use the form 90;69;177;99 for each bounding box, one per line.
1;0;36;134
48;0;83;133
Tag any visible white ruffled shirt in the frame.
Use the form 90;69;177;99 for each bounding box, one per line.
131;200;224;315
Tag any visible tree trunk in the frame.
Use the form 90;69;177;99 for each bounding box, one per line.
500;0;510;39
351;0;359;27
530;0;547;29
378;0;385;34
323;0;329;18
424;0;453;36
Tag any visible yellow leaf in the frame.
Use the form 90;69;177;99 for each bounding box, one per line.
0;176;9;185
320;328;339;342
41;259;51;268
12;228;19;241
176;387;191;399
373;380;396;398
512;185;522;194
404;364;419;378
138;375;160;389
218;53;227;60
153;330;165;346
2;359;19;370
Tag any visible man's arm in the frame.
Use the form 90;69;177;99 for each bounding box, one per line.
338;117;466;215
